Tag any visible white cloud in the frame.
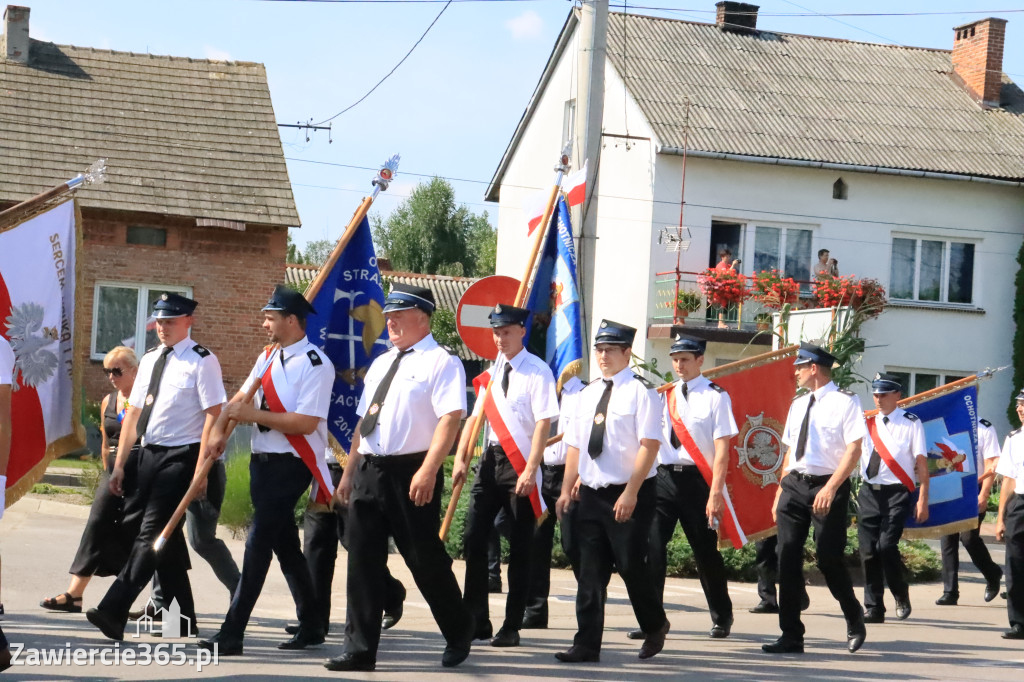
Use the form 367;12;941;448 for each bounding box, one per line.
203;45;231;62
505;10;543;41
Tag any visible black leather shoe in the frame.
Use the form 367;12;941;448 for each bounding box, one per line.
127;603;161;622
473;622;493;641
442;618;474;668
278;629;326;650
198;634;243;656
848;622;867;653
935;593;958;606
488;577;503;594
520;612;548;629
490;627;520;647
709;621;732;639
762;636;803;654
985;574;1003;603
286;623;329;636
750;600;779;614
626;628;646;640
383;582;407;630
863;608;885;624
555;645;599;663
1002;624;1024;640
86;608;124;642
895;600;911;620
639;619;670;660
323;652;375;671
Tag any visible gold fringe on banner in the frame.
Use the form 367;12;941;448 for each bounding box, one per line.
903;516;979;541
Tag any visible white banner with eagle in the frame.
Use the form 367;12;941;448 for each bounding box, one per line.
0;199;84;506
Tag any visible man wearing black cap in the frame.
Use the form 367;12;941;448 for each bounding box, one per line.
554;320;669;663
454;303;559;648
763;342;867;655
627;334;737;642
995;390;1024;640
858;372;929;624
87;293;227;641
199;284;335;655
326;283;474;672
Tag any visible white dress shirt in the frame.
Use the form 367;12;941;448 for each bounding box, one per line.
357;334;467;456
485;348;559;446
240;337;335;458
860;407;926;485
658;373;738;467
544;376;584;466
565;367;661;488
997;428;1024;482
978;420;1001;470
783;381;866;476
128;335;227;447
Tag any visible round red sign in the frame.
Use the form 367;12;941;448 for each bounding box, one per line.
456;275;521;360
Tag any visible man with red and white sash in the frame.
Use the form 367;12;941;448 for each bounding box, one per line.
454;303;558;648
627;334;738;642
200;285;334;656
858;372;928;624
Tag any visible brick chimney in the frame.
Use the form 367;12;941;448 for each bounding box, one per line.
951;17;1007;106
716;2;759;32
2;5;29;64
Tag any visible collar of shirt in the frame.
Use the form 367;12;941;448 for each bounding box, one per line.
502;347;529;372
683;374;710;393
279;337;309;363
878;407;904;423
406;333;438;355
603;366;634;387
811;381;838;401
166;334;194;358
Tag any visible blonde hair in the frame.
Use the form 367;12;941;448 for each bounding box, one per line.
104;346;139;369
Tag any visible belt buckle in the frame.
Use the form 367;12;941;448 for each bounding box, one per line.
871;483;881;491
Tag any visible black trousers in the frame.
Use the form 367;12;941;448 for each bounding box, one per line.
97;443;197;628
343;453;471;661
220;453;318;639
463;446;536;632
649;465;733;627
573;478;667;653
1006;492;1024;628
776;474;861;640
940;511;1002;596
302;464;404;632
857;484;912;610
755;536;779;605
524;463;579;622
69;451;138;577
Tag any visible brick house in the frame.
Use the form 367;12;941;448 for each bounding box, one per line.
0;6;298;399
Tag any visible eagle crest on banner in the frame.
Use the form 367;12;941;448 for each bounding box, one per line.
5;301;59;390
735;412;785;488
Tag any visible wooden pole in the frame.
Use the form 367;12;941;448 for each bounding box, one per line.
862;375;980;419
0;159;106;231
156;159;395;552
439;149;570;541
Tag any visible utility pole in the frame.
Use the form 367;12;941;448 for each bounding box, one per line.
573;0;607;372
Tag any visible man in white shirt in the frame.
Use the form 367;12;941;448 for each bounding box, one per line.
857;373;928;623
764;342;866;655
553;320;669;663
995;390;1024;640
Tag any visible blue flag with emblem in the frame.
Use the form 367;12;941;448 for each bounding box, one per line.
524;196;583;390
903;383;981;538
305;216;389;451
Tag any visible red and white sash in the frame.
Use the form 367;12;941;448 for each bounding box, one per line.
866;415;915;492
473;366;546;518
666;386;747;549
259;348;333;505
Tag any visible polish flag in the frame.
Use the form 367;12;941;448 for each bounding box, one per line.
562;160;588;207
523;190;548;236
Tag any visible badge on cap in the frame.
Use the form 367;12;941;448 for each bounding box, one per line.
600;321;608;329
495;304;502;314
161;293;169;301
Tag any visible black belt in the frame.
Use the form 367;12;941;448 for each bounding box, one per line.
363;451;428;468
144;442;199;454
788;471;832;485
866;482;907;492
252;451;293;462
660;463;698;473
542;463;566;471
327;462;343;472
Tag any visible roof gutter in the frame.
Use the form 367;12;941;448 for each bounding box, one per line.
658;146;1024;188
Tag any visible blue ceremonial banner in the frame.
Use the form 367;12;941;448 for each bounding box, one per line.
903;384;981;538
305;216;390;451
524;196;584;389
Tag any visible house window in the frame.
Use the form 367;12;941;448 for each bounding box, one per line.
832;178;847;200
890;237;974;304
887;370;967;396
126;226;167;247
562;99;576;148
91;282;192;360
752;225;813;283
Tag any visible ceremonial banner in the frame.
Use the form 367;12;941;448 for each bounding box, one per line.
0;199;85;507
524;196;584;390
902;384;980;539
705;350;798;543
305;216;389;452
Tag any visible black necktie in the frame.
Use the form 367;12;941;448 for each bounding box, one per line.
502;363;513;396
588;379;614;458
135;346;173;438
670;382;688;449
359;349;412;437
794;394;816;461
866;416;890;479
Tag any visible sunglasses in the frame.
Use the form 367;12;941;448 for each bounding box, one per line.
103;367;124;377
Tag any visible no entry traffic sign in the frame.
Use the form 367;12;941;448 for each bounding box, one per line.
456;275;521;360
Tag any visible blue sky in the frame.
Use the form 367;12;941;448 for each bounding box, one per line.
17;0;1024;250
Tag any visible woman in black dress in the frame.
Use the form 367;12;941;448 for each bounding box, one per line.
39;346;139;612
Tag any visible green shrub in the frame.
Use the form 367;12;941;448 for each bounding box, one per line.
220;454;254;539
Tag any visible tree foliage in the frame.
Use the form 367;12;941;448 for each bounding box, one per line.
372;177;496;277
302;239;334;269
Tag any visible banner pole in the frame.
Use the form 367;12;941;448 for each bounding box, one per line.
0;159;107;231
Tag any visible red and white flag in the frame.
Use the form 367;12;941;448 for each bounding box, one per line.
523;191;548;236
562;160;587;207
0;200;85;507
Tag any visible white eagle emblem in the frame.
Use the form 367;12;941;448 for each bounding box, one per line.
5;302;60;390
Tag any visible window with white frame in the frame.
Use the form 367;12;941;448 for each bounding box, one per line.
889;237;975;304
750;225;813;282
886;370;968;396
562;99;576;149
91;282;192;360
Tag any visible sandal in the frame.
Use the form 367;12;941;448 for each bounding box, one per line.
40;592;82;613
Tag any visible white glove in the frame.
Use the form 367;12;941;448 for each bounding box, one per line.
0;474;7;521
